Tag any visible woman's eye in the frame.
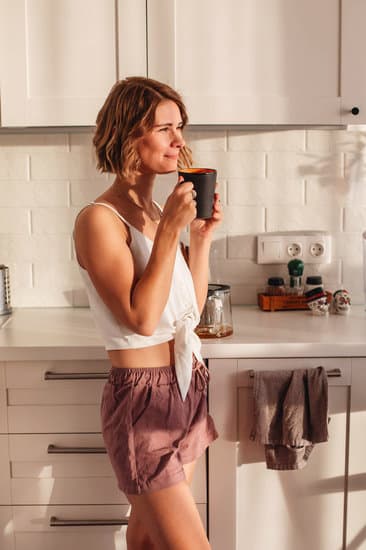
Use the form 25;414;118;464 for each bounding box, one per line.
159;127;169;132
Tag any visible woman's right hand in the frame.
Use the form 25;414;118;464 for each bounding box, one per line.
161;177;197;230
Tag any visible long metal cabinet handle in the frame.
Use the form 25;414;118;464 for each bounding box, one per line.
47;444;106;454
50;516;128;527
248;367;342;378
44;371;109;380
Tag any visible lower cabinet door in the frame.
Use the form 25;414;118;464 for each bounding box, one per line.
12;504;207;550
13;505;130;550
8;433;207;505
209;358;351;550
0;506;14;550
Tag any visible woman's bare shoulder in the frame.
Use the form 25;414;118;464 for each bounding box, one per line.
74;203;129;240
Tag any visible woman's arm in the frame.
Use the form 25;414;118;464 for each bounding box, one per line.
74;181;196;336
189;192;223;314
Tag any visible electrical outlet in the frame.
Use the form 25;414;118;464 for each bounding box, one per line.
257;232;331;264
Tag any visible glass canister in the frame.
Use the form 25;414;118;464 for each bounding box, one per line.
196;283;233;338
266;277;286;295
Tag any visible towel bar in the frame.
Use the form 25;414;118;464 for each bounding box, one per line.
248;367;341;378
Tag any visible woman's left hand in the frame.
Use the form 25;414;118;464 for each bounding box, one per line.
190;192;223;238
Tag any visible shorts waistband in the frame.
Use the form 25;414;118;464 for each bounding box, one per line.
109;364;176;386
108;358;208;389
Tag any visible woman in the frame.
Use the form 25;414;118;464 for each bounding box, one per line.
74;76;222;549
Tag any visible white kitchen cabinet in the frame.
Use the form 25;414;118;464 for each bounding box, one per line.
148;0;365;125
0;0;146;126
0;358;208;550
208;358;351;550
340;1;366;125
0;507;14;550
10;503;206;550
346;358;366;550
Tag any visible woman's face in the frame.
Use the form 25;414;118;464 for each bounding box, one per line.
136;100;185;174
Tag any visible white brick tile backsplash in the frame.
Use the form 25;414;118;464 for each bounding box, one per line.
0;133;68;151
221;205;265;234
333;232;363;259
6;263;33;290
344;207;366;233
306;129;366;154
0;128;364;306
193;151;265;179
227;235;257;260
185;130;227;152
305;178;352;206
0;235;71;262
30;152;103;180
0;153;28;180
0;182;69;207
33;261;81;288
70;180;109;206
72;287;89;307
68;132;94;150
0;209;30;234
12;287;74;307
267;152;343;179
228;130;305;152
31;207;80;234
266;205;342;233
342;262;364;305
228;178;304;206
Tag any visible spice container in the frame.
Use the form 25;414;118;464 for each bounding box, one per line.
305;276;323;293
266;277;286;295
287;259;304;295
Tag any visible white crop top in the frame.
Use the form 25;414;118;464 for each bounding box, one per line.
78;201;203;400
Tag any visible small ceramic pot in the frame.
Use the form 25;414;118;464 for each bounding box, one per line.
307;295;330;315
332;289;351;315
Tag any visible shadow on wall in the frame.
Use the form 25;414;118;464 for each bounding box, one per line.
298;131;366;204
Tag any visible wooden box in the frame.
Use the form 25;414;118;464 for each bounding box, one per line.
257;292;332;312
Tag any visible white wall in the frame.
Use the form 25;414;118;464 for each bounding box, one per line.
1;128;366;307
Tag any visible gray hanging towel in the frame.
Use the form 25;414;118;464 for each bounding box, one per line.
250;367;329;470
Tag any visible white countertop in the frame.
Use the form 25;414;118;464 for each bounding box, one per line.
1;306;366;360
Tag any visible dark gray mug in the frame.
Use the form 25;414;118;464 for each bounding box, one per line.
178;168;217;219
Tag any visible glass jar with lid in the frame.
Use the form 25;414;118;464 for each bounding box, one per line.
266;277;286;296
305;276;323;293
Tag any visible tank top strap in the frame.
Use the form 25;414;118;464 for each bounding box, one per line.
89;201;132;228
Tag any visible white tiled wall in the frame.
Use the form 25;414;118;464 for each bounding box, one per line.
1;128;366;307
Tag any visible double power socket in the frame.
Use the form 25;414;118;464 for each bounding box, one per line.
257;231;331;264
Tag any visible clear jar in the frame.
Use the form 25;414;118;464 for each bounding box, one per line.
266;277;286;296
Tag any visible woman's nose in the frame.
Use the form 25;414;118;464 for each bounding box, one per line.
172;130;185;148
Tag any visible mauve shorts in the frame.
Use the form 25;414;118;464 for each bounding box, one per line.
100;357;218;495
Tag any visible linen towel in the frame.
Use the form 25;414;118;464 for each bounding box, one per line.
250;367;329;470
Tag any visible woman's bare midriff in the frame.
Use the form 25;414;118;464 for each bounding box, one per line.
107;339;175;369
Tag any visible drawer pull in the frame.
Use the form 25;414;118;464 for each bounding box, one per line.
50;516;128;527
48;444;107;454
248;367;342;378
44;371;109;380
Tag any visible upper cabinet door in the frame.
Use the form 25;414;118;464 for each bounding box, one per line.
0;0;146;127
341;0;366;124
147;0;341;125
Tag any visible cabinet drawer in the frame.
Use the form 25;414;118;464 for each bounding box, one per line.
8;434;207;505
13;504;130;550
5;360;110;389
0;506;14;550
8;404;102;433
237;357;352;387
12;504;207;550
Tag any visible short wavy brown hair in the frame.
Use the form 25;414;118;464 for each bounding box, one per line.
93;76;192;179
